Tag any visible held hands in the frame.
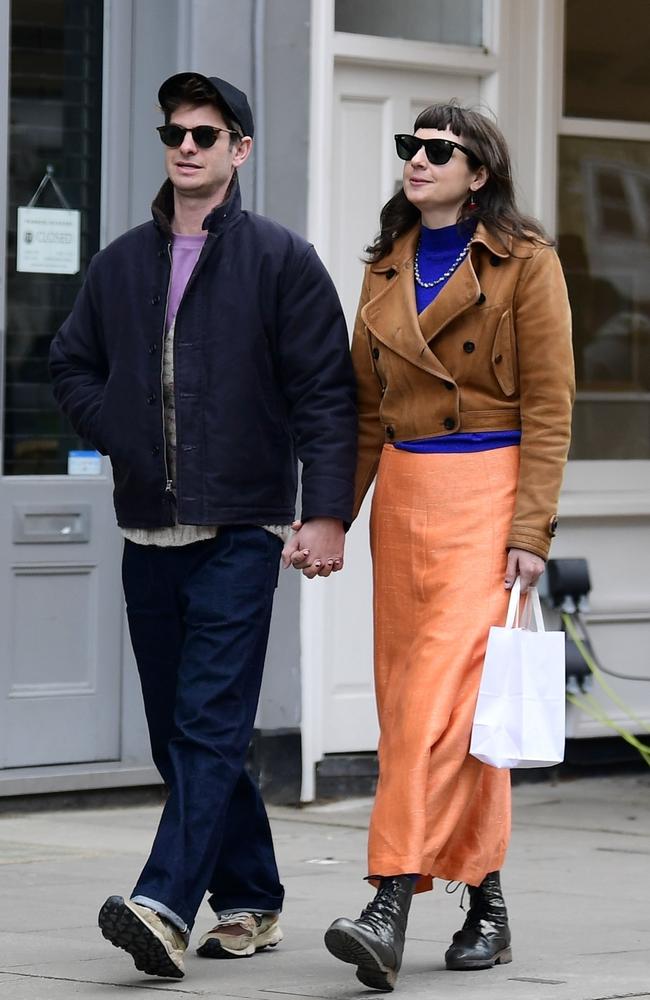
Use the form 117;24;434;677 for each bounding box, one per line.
281;517;345;579
504;548;545;593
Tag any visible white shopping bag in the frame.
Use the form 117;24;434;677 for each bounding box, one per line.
470;578;566;769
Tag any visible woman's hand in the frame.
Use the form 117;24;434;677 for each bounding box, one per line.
281;518;344;579
505;548;545;593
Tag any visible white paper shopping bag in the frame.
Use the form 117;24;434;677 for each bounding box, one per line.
470;578;566;769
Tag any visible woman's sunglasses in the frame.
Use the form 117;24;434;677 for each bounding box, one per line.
394;134;481;166
157;124;241;149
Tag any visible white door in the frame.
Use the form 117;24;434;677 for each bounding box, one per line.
317;64;482;755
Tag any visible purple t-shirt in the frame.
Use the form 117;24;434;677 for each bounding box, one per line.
166;233;207;330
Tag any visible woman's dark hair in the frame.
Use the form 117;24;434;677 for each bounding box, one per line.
365;102;550;262
160;75;241;146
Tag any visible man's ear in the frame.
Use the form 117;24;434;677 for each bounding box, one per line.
233;136;253;169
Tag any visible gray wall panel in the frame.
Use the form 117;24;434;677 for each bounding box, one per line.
129;0;179;227
125;0;310;730
264;0;310;234
185;0;255;210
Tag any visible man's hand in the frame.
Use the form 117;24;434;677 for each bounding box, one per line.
504;548;545;593
281;518;345;579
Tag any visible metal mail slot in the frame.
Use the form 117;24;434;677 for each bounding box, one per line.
13;504;91;543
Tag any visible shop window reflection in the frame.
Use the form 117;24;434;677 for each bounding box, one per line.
3;0;103;475
558;137;650;460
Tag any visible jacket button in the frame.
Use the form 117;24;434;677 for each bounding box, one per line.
148;343;157;354
548;514;559;537
494;353;503;364
477;292;486;304
386;425;395;439
490;255;501;267
443;417;456;430
146;393;157;404
151;445;160;456
372;347;380;359
151;295;161;305
444;381;454;391
463;340;476;353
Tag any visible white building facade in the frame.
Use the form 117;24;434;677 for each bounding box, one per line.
0;0;648;802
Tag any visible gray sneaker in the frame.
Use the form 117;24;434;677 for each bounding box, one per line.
98;895;187;978
197;911;283;959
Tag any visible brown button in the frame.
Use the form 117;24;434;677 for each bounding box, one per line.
494;354;503;364
490;256;501;267
548;514;559;537
372;347;380;359
477;292;486;305
463;341;475;353
386;425;395;439
444;381;454;391
443;417;456;430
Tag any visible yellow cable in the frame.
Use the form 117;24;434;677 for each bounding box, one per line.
562;612;650;767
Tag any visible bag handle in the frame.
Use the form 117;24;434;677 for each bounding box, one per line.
504;576;522;628
526;586;545;633
504;576;546;632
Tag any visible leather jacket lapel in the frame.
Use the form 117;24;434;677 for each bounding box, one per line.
417;249;481;345
362;229;453;381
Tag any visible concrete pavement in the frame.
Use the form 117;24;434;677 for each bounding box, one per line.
0;772;649;999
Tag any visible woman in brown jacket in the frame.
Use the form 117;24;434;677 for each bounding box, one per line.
323;104;574;991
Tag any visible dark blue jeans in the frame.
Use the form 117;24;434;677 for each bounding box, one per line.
122;527;285;932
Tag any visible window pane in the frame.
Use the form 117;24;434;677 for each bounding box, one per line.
3;0;103;475
558;136;650;460
335;0;483;47
564;0;650;121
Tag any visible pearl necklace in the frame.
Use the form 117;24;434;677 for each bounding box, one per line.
413;236;473;288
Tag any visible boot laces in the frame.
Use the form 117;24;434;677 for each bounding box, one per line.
445;880;469;912
358;881;403;933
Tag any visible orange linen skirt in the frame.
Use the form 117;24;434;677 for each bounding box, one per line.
367;443;517;892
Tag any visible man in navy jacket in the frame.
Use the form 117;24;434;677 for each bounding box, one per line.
50;72;356;980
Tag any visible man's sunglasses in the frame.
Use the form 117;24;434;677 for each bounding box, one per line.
394;134;481;166
157;124;241;149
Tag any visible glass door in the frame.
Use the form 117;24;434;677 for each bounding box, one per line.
0;0;123;771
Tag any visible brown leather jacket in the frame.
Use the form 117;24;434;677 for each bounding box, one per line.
352;222;575;559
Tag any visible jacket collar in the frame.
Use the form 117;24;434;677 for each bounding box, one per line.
362;220;514;378
369;220;511;275
151;173;242;238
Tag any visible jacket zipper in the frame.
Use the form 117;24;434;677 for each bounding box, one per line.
161;242;174;501
165;232;219;517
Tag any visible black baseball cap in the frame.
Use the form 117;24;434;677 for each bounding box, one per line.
158;72;254;138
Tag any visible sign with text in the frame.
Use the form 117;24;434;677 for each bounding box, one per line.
17;206;80;274
68;451;102;476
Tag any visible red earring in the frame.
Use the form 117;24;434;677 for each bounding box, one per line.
467;191;478;211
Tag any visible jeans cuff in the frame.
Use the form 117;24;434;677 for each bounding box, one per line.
131;895;189;938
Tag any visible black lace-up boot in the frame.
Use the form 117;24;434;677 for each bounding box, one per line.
445;871;512;970
324;876;415;991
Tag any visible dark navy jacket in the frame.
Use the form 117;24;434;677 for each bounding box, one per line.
49;178;357;529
